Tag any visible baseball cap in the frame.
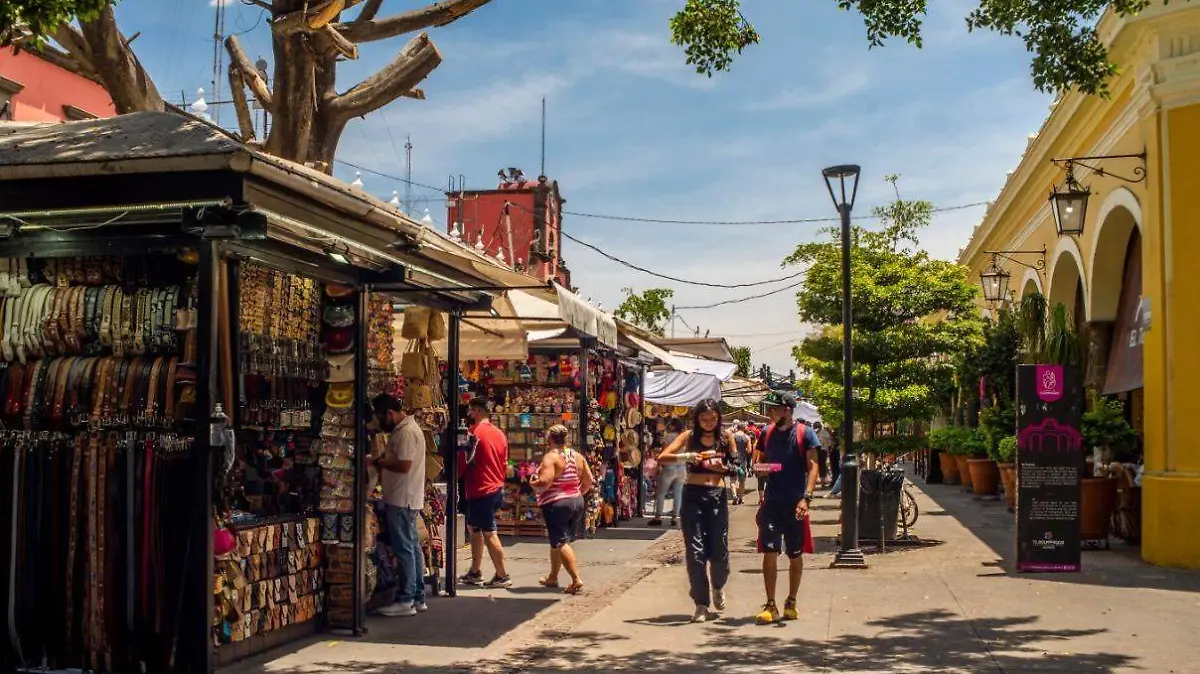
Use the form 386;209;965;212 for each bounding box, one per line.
767;391;797;408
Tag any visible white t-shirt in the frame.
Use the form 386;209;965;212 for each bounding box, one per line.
381;415;426;509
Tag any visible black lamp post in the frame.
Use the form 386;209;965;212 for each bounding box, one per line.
822;164;867;570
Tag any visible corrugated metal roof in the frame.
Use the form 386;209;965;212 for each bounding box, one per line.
0;110;242;167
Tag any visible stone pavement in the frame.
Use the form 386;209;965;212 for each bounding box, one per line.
223;475;1200;673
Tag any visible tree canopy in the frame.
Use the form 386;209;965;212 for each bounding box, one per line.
669;0;1180;96
615;287;674;336
731;345;752;377
786;176;984;435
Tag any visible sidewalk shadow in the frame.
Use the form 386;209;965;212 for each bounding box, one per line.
251;610;1135;673
916;477;1200;593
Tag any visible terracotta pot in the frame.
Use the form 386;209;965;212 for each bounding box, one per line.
955;454;973;491
968;458;1000;498
1080;476;1118;542
998;463;1016;511
938;451;960;485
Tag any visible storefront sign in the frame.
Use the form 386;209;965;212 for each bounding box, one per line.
1015;364;1083;573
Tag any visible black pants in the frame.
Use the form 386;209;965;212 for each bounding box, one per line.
679;484;730;608
816;448;829;483
830;448;842;483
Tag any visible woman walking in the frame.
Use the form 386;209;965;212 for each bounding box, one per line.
658;400;735;622
529;424;594;595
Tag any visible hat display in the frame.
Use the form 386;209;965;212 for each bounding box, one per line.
325;382;354;409
325;353;355;383
325;283;355;299
326;327;354;353
323;304;355;328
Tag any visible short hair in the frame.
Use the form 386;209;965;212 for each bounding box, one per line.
546;424;570;446
372;394;402;416
468;396;491;414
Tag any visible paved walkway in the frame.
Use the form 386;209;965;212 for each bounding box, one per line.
224;474;1200;673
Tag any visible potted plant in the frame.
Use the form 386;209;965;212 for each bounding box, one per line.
1080;397;1137;544
953;429;982;493
963;428;997;498
994;435;1017;511
929;428;960;485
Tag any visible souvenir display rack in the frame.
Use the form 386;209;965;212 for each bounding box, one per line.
0;254;203;674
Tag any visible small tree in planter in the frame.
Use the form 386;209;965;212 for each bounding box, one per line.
929;428;961;485
1079;396;1138;546
993;435;1018;511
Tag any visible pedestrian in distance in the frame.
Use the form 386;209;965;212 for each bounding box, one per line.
648;418;686;526
457;396;513;589
529;424;594;595
731;422;752;505
813;421;832;488
753;393;819;625
658;399;735;623
370;394;429;617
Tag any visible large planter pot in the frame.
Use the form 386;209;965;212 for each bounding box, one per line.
968;458;1000;498
955;454;973;491
1080;476;1118;543
938;451;960;485
997;463;1016;511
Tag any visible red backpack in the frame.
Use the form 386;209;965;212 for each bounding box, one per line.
761;421;809;460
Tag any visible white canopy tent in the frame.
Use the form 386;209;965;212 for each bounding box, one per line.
643;370;722;406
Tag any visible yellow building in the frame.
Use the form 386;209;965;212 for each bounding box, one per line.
959;0;1200;568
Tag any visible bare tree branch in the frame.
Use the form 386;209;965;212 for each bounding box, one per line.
228;66;257;142
224;35;274;111
352;0;385;23
273;0;347;36
77;5;163;113
241;0;274;10
399;88;426;100
336;0;494;44
329;32;440;119
323;25;359;59
51;23;99;77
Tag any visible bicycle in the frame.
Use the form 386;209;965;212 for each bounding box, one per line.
878;457;919;531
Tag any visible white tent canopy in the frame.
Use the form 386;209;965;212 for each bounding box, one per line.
795;400;822;423
644;370;722;407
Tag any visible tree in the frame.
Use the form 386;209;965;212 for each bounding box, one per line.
3;0;493;170
668;0;1180;96
615;287;674;336
731;345;752;377
786;176;984;442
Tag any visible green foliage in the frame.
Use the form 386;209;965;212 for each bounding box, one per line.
669;0;760;77
928;427;988;456
979;308;1023;406
980;404;1015;457
0;0;113;46
993;435;1018;463
1082;396;1139;454
731;345;752;378
1043;302;1083;367
788;176;984;434
614;287;674;336
667;0;1185;95
858;434;922;456
928;427;956;453
1015;291;1048;363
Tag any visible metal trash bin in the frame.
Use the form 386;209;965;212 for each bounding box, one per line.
857;468;905;542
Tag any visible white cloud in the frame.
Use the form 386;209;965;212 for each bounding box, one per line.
743;61;871;111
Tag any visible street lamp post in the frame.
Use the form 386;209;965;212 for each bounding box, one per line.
822;164;868;570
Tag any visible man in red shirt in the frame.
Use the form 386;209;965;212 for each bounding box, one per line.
458;396;512;588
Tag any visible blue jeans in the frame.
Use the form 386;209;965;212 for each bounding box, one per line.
385;505;425;604
830;474;843;496
655;465;686;519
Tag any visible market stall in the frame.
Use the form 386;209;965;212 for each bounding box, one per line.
0;112;504;674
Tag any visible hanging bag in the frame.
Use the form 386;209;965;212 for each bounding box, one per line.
427;310;447;341
401;340;425;380
401;305;431;340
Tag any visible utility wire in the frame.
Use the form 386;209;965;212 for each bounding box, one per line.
559;229;803;289
675;279;806;310
558;200;989;226
334;159;445;193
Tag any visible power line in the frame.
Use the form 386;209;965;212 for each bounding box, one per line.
334;159;445;193
559;229;803;289
675;279;806;310
559;200;989;226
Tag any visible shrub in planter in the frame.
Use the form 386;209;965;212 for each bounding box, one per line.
1079;397;1138;544
994;435;1018;510
929;428;961;485
954;428;988;492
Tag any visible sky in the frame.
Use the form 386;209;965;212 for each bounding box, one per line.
113;0;1053;374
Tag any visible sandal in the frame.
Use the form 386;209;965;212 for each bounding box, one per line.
538;576;560;588
563;581;584;595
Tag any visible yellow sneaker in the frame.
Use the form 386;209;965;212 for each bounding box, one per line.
783;599;799;621
755;602;781;625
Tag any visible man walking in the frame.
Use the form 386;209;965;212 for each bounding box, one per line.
754;394;820;625
371;394;428;617
814;421;833;488
458;396;512;588
731;423;751;505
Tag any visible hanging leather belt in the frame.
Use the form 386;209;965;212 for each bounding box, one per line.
65;433;83;650
99;287;116;349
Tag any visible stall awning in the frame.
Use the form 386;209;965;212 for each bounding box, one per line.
620;329;698;372
719;377;771;408
662;352;737;382
644;370;722;407
552;281;617;348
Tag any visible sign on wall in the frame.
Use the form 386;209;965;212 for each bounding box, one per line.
1015;364;1083;573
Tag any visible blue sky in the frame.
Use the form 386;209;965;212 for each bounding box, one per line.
115;0;1052;373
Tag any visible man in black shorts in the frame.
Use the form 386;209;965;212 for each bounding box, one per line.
754;393;820;624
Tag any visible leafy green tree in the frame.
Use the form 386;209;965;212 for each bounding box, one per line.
669;0;1178;95
786;176;984;442
615;287;674;336
731;345;752;377
0;0;110;46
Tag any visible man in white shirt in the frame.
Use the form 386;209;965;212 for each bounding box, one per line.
372;394;427;617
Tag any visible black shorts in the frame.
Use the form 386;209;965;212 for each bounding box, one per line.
757;499;814;559
466;490;504;532
541;496;585;548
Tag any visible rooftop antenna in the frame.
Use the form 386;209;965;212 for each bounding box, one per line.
540;96;546;178
210;0;226;125
404;134;413;214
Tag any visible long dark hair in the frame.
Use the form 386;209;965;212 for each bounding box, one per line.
688;399;727;450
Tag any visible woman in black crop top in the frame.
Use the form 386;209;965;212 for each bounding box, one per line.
658;399;735;623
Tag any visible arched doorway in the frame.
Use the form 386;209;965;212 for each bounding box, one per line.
1048;237;1086;321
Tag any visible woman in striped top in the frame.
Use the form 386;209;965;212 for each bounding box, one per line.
530;424;594;595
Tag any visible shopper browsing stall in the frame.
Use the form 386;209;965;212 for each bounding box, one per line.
657;400;735;623
529;424;594;595
753;393;819;625
459;396;513;588
649;418;686;526
371;395;429;617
